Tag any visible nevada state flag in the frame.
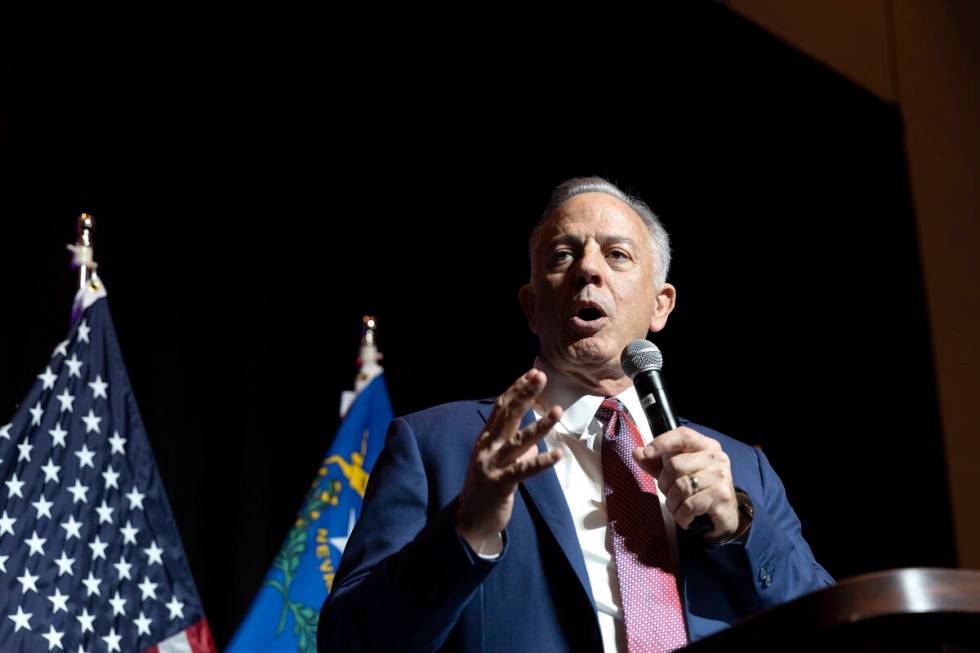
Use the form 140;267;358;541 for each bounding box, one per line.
226;372;393;653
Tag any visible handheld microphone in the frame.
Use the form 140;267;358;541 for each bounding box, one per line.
621;339;712;538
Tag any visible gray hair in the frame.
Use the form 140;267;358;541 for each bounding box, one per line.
528;176;671;287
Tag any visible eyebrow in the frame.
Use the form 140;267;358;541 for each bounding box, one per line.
546;234;641;250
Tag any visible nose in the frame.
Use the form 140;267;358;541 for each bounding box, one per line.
574;244;605;289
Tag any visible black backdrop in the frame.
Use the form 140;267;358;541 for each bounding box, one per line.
1;4;955;647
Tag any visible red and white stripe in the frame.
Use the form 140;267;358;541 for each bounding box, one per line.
142;619;216;653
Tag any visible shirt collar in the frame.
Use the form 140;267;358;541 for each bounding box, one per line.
533;357;648;439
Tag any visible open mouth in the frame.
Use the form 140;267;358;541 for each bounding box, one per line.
569;302;608;332
576;306;604;322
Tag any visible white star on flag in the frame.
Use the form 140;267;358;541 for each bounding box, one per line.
81;572;101;597
74;443;96;468
53;552;75;577
5;473;25;499
138;575;159;600
77;320;91;343
48;423;68;447
47;587;70;614
0;554;8;572
109;590;127;616
53;339;69;357
113;556;133;580
25;531;47;557
56;388;75;413
18;440;34;463
102;466;120;489
42;625;65;650
102;627;122;653
81;410;101;434
87;374;108;399
165;595;185;620
5;473;24;499
134;611;153;636
32;495;54;519
66;479;89;504
0;423;12;439
120;521;139;545
329;507;358;557
38;366;58;390
61;514;83;539
17;569;40;594
126;486;146;510
95;501;114;525
89;536;109;560
143;541;164;566
16;441;33;462
65;354;83;378
0;511;16;535
41;458;61;482
108;431;126;454
76;608;95;634
30;401;44;426
8;606;32;632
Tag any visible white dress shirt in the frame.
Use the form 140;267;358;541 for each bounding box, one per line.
532;358;680;653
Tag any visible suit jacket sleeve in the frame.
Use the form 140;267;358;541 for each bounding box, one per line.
317;416;502;652
699;445;834;613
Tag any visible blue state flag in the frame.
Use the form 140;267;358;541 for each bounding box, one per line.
227;373;393;653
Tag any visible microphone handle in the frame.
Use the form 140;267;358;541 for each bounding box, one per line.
633;371;713;538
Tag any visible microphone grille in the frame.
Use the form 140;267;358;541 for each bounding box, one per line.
621;339;663;378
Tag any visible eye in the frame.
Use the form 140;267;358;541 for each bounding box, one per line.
607;249;630;260
550;249;573;266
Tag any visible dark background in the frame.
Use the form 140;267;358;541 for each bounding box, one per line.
0;4;955;647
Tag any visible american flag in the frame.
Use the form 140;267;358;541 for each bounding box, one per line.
0;283;215;653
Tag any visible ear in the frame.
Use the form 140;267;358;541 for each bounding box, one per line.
519;283;538;334
649;283;676;333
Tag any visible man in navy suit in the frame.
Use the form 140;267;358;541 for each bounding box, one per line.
318;177;833;652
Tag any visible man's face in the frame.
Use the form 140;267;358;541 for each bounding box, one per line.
520;192;675;382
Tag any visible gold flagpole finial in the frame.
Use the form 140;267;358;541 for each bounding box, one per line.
340;316;384;418
362;315;377;347
354;315;383;392
78;212;95;234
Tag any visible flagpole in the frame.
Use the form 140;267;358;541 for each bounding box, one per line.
69;212;96;290
340;316;384;418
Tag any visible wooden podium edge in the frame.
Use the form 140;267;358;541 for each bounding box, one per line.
681;567;980;651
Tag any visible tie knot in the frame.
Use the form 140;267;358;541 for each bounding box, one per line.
596;397;626;422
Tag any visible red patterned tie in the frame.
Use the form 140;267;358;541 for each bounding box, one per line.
598;398;688;653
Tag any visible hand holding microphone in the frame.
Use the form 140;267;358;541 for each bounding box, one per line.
621;340;742;543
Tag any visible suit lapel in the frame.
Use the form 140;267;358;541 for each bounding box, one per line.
476;402;597;611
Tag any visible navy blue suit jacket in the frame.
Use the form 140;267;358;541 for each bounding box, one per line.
318;399;833;652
